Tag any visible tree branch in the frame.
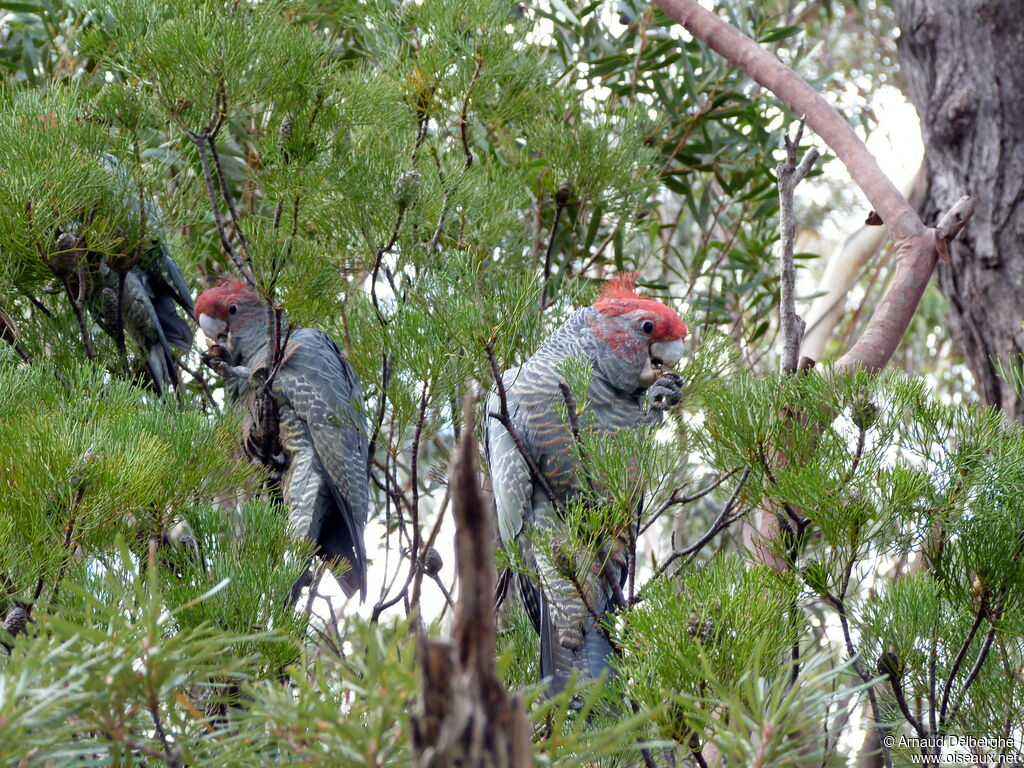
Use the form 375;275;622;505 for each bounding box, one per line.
652;0;974;373
643;468;749;590
459;54;483;170
188;128;255;287
944;621;998;728
938;602;987;725
411;396;533;768
61;273;95;361
0;306;34;365
207;132;250;255
826;590;891;768
639;469;739;535
540;184;571;311
776;121;817;374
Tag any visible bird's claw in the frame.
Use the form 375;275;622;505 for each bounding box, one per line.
202;347;255;384
647;372;684;411
200;346;230;373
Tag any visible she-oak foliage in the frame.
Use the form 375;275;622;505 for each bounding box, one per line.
0;0;1020;765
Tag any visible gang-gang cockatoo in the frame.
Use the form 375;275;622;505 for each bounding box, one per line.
485;273;686;696
195;281;368;601
48;155;194;394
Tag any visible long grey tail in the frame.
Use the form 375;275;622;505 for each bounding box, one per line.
538;593;616;699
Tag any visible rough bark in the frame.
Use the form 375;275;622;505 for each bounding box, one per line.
895;0;1024;420
777;132;818;375
649;5;973;765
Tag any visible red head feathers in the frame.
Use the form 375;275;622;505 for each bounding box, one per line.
194;280;261;323
593;272;687;342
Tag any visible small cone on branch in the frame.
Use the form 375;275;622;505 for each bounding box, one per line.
49;232;84;279
4;605;29;638
422;547;443;576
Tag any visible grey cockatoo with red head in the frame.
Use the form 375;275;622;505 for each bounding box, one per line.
50;155;194;394
485;273;686;696
194;281;368;601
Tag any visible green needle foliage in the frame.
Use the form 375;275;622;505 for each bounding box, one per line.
618;555;800;743
0;0;1020;765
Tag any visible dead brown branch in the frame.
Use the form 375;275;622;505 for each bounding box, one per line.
411;397;533;768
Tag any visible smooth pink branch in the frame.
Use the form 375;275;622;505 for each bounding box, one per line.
654;0;922;241
652;0;974;374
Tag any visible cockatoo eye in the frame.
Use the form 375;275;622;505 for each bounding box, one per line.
640;319;654;335
228;305;237;315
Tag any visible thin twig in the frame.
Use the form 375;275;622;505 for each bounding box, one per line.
889;670;928;740
61;274;95;361
824;565;892;768
426;145;450;254
944;622;998;727
407;381;431;607
562;562;611;643
639;469;739;535
0;307;34;364
426;196;449;254
26;294;53;318
540;191;568;311
644;469;750;588
207;133;249;255
428;572;456;610
939;600;987;725
371;382;431;622
411;468;453;613
776;121;818;375
840;421;867;486
147;695;175;766
370;210;404;326
366;353;392;477
628;697;661;768
189;129;255;286
177;359;219;411
114;270;128;356
459;54;483;170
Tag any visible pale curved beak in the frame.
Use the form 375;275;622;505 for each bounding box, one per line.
650;338;685;371
198;313;227;348
639;338;685;387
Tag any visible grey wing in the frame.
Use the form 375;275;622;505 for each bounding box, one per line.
277;328;369;599
145;235;195;318
483;372;534;549
88;264;181;393
483;370;543;631
137;212;194;353
102;151;195;343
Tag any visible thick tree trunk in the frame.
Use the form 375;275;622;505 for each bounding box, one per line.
895;0;1024;419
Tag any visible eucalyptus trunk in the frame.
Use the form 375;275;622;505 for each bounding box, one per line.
895;0;1024;419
